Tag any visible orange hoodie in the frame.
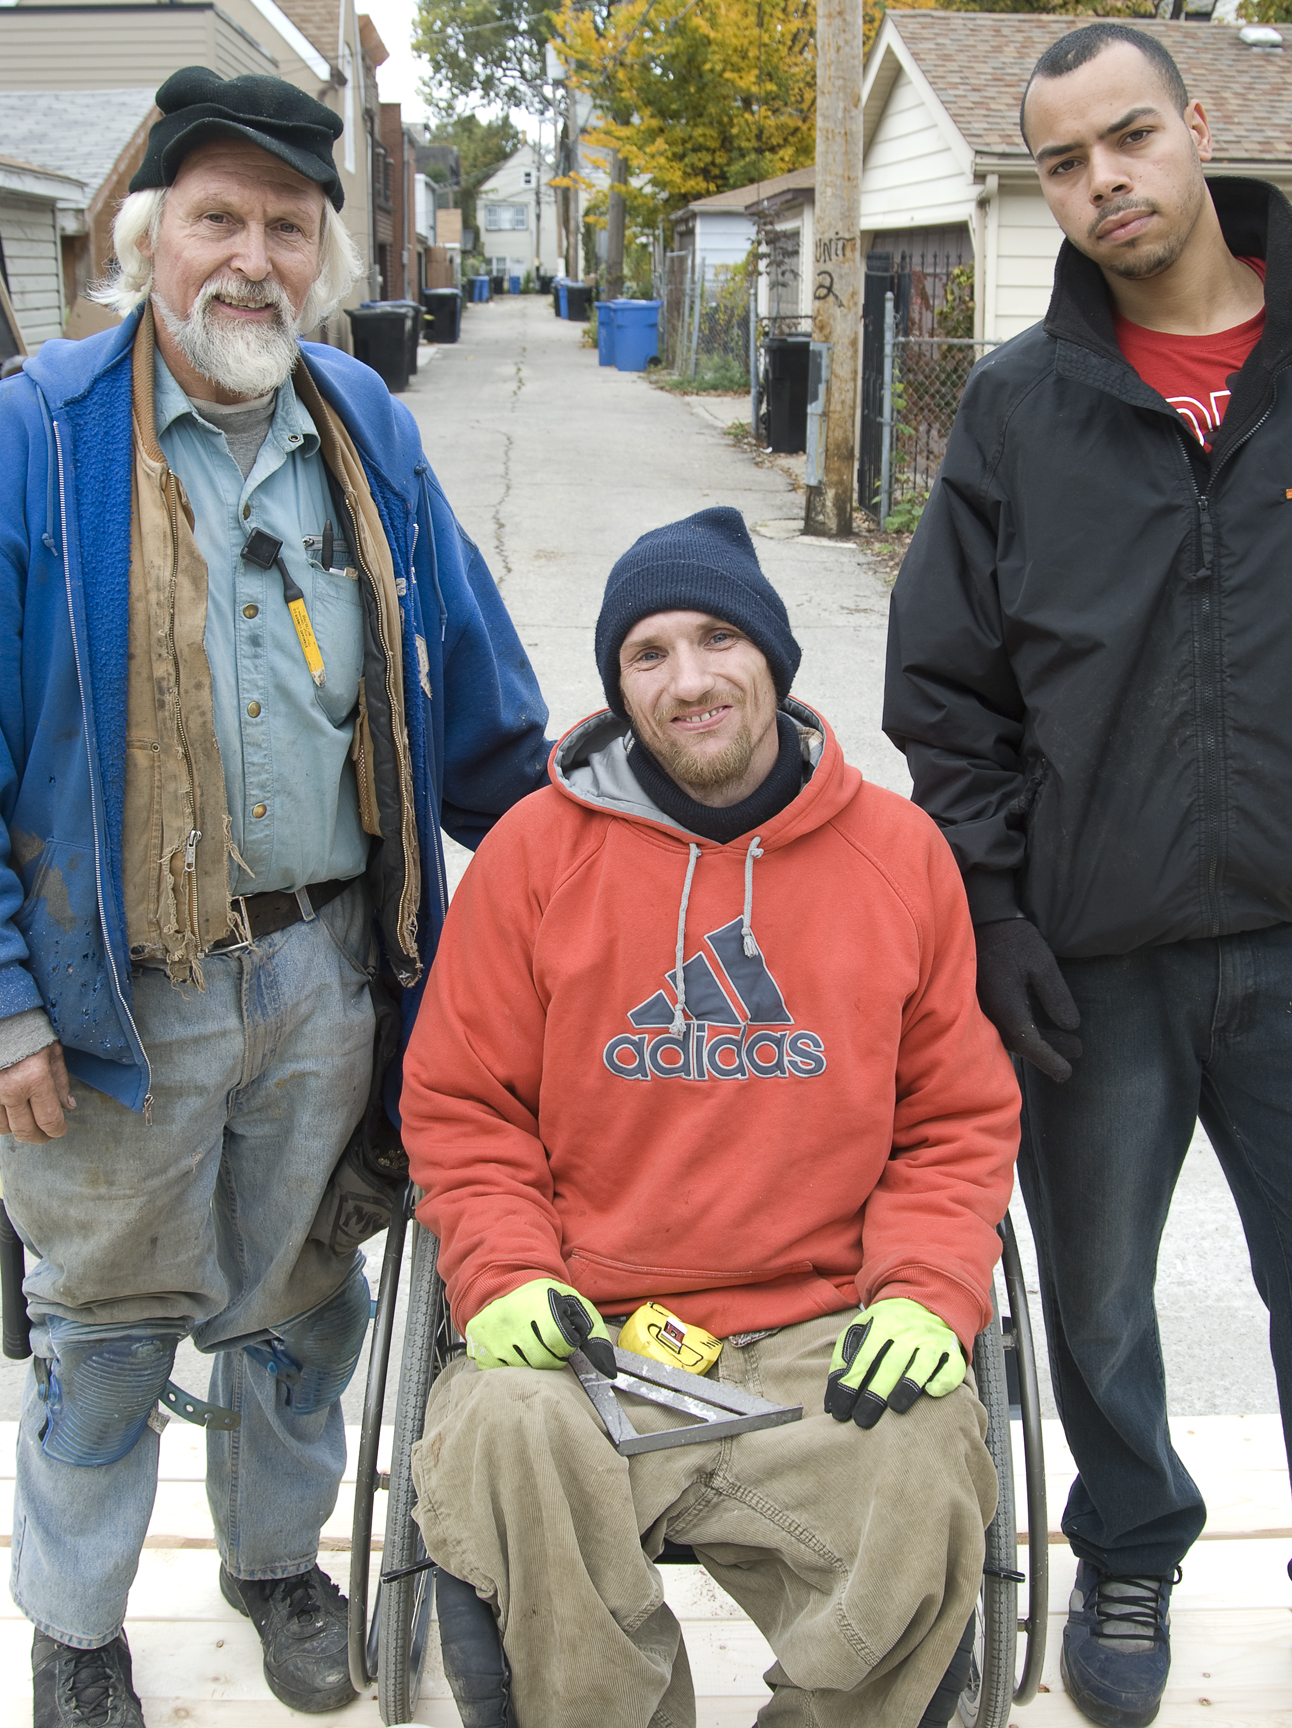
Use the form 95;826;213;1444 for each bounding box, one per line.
401;701;1020;1348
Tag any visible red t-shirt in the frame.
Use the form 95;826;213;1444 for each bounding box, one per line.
1114;258;1266;449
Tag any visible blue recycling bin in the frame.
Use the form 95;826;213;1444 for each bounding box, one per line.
596;303;616;367
509;274;521;295
557;280;569;318
610;298;662;372
470;275;491;302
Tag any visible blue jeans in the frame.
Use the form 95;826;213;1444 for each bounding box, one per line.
1016;922;1292;1577
1;884;375;1646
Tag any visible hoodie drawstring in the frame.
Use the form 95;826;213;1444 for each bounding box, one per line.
670;844;702;1035
669;835;764;1033
742;836;764;956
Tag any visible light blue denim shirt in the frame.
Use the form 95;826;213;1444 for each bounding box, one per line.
153;352;368;897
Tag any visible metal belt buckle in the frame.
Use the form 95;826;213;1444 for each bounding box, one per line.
217;895;256;955
569;1345;802;1457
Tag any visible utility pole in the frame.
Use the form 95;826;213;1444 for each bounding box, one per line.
605;149;625;299
803;0;862;539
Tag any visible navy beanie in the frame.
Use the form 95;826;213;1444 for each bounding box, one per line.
595;507;801;715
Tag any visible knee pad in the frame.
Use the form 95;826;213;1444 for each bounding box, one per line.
36;1320;183;1468
245;1261;370;1414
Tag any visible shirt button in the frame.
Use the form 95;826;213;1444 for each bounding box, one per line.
242;504;251;520
247;701;261;718
243;603;259;619
251;802;267;818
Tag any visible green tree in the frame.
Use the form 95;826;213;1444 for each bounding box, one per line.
553;0;816;225
413;0;558;117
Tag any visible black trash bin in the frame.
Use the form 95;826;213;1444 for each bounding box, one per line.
422;287;463;344
347;303;417;392
490;272;507;297
565;283;593;323
391;300;422;377
764;334;811;453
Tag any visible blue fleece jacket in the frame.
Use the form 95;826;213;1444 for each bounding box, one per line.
0;310;550;1110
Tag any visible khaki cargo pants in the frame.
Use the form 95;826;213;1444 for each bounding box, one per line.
411;1310;997;1727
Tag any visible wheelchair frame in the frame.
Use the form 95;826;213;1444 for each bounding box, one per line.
348;1195;1049;1728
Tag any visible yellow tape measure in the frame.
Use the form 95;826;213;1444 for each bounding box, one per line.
618;1302;723;1375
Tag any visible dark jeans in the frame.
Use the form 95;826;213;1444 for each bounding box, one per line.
1016;922;1292;1578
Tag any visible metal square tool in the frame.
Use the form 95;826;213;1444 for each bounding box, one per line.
569;1345;802;1456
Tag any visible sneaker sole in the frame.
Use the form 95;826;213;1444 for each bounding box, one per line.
1060;1646;1164;1728
218;1568;358;1714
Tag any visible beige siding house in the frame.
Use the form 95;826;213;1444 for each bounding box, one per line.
863;12;1292;342
0;2;279;88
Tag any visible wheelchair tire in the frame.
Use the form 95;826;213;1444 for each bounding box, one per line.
378;1225;449;1726
349;1195;411;1692
959;1309;1017;1728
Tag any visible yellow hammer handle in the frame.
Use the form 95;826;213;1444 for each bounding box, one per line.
287;597;326;687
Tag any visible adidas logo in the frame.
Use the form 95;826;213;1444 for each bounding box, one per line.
603;917;827;1083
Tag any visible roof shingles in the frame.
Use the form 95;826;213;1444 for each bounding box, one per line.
886;12;1292;163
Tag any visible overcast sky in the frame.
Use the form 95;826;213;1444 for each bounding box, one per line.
364;0;433;119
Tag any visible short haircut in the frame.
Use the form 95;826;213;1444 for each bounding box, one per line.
1020;24;1189;148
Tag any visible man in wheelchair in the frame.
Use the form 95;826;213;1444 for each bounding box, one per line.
400;508;1021;1727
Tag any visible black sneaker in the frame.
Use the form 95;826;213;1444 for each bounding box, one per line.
1061;1560;1173;1728
32;1630;145;1728
219;1563;357;1714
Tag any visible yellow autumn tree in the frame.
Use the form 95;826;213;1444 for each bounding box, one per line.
552;0;816;224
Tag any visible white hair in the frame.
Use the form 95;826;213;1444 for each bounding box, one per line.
91;185;362;332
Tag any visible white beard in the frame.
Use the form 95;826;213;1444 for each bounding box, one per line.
153;273;303;398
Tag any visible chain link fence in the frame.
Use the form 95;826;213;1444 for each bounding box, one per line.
880;321;999;528
660;251;755;389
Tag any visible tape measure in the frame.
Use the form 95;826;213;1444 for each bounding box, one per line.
617;1302;722;1375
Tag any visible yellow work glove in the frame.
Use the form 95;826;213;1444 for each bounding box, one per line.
464;1278;616;1377
824;1297;965;1429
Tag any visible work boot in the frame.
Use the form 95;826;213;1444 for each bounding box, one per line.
32;1630;145;1728
1061;1560;1173;1728
219;1563;357;1713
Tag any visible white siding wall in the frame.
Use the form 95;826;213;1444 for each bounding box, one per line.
694;210;755;282
860;66;969;232
993;183;1063;342
0;193;63;350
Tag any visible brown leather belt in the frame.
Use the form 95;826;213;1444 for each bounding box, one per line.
211;877;354;951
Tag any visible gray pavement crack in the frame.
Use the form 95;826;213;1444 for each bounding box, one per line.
490;353;525;585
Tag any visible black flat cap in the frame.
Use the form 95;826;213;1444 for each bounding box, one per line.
130;66;346;210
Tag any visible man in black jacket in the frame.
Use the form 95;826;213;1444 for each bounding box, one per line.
884;23;1289;1728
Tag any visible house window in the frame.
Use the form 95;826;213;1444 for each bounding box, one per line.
484;203;528;231
523;170;532;186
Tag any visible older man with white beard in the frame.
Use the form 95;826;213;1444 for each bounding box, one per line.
0;67;551;1728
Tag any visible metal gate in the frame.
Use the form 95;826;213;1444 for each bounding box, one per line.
858;239;993;524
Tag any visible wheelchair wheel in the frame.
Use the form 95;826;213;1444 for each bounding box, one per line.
959;1214;1049;1726
999;1210;1048;1705
959;1307;1017;1728
349;1187;411;1693
378;1224;458;1726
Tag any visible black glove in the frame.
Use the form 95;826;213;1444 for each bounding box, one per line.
974;917;1082;1083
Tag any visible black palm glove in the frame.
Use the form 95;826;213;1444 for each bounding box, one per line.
974;917;1082;1083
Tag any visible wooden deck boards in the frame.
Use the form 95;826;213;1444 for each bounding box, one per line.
2;1416;1289;1725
